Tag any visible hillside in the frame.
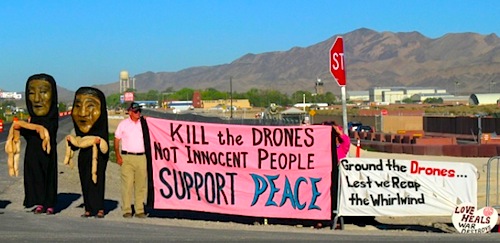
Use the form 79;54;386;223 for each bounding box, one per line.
5;28;500;103
94;28;500;98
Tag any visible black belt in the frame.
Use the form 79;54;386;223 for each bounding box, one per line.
121;151;145;155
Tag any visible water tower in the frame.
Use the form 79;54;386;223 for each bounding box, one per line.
119;70;135;93
315;78;324;95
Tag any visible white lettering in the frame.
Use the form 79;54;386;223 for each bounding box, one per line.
331;53;344;70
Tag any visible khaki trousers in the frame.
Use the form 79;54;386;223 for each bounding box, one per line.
121;154;147;215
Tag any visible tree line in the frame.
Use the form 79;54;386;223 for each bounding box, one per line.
106;87;338;108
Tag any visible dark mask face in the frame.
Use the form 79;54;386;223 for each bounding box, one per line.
71;93;101;134
28;79;53;116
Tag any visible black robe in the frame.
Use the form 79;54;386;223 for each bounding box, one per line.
71;87;109;214
21;74;59;208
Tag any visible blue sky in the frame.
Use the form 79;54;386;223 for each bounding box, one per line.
0;0;498;92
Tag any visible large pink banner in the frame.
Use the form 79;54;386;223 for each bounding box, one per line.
146;117;333;220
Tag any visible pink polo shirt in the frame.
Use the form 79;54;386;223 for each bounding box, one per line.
115;117;145;153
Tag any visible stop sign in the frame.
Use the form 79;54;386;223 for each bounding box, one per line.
330;36;346;86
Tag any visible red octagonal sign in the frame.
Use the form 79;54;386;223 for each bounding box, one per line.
330;36;346;86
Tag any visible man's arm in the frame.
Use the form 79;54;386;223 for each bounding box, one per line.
114;137;123;166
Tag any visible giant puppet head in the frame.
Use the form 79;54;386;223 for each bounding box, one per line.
25;74;58;118
71;87;107;136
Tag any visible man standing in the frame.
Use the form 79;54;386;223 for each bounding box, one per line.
114;102;147;218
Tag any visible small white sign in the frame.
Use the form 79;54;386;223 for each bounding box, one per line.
452;202;498;233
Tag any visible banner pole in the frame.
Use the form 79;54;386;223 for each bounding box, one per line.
330;126;343;230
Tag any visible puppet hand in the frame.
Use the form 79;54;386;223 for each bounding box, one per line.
63;135;77;168
92;144;98;184
32;124;51;154
98;138;108;154
5;123;21;177
41;127;51;154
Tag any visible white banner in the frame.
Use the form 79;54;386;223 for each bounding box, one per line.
338;158;477;216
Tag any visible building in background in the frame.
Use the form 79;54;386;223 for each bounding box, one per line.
0;91;22;100
347;91;369;103
369;87;452;104
469;93;500;105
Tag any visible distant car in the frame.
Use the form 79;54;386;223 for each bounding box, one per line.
348;122;363;132
209;104;225;111
209;104;236;112
357;125;374;133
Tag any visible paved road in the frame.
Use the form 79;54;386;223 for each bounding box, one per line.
1;210;499;242
0;122;11;142
0;210;340;242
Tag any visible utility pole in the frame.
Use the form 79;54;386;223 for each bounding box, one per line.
302;93;306;111
230;76;233;119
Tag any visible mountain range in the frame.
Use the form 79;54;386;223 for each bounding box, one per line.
10;28;500;103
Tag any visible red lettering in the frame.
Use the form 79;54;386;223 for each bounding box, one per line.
410;161;455;177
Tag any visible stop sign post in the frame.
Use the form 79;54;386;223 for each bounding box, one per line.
330;36;346;86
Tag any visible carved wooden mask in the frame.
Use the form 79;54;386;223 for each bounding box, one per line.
71;93;102;134
27;79;53;116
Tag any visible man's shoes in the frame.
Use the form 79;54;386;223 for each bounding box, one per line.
122;213;132;218
135;213;147;218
